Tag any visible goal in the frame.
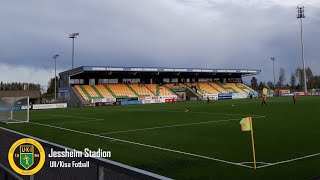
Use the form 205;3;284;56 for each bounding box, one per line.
0;96;29;124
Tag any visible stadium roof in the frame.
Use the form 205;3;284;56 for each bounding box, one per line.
60;66;261;76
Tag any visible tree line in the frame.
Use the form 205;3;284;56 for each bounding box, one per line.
0;82;40;91
251;67;320;91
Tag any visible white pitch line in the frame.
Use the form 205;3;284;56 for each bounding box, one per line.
239;162;272;165
183;111;266;118
28;121;252;169
32;114;104;125
100;116;266;135
94;108;266;118
48;114;104;120
257;152;320;169
48;119;104;125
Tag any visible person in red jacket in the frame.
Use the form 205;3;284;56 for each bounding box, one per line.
261;95;267;106
293;94;296;104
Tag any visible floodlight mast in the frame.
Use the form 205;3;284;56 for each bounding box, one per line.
270;57;276;87
297;6;307;93
69;33;79;69
53;54;60;101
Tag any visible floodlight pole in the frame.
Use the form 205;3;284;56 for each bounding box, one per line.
270;57;276;87
297;6;307;93
53;54;60;101
69;33;79;69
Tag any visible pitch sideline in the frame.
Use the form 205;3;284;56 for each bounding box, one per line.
100;116;266;135
28;121;253;169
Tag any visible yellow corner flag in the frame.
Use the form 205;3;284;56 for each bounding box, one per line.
240;117;257;169
240;117;252;131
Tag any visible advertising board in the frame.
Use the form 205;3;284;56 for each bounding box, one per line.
202;94;218;100
33;103;67;110
218;93;232;100
231;93;248;99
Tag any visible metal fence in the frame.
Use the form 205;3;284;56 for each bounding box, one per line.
0;127;172;180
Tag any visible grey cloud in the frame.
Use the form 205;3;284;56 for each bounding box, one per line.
0;0;320;85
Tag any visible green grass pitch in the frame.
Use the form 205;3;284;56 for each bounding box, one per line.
2;96;320;179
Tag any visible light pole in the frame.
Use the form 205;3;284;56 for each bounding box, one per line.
270;57;276;87
297;6;307;93
53;54;60;101
69;33;79;69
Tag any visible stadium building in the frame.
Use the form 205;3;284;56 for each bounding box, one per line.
58;66;260;107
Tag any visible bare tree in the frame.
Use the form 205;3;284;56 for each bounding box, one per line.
251;77;258;90
266;81;275;89
277;68;286;87
295;67;303;86
290;74;296;89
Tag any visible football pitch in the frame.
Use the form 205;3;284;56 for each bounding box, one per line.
2;96;320;179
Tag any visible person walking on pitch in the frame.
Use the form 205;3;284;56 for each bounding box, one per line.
261;95;267;106
293;94;297;104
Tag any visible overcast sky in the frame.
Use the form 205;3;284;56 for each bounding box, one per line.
1;0;320;87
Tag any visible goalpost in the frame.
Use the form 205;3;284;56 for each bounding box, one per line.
0;96;29;124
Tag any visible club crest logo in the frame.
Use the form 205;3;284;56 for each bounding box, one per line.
20;145;34;169
8;138;45;176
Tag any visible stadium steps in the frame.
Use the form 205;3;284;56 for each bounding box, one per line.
216;83;236;93
91;85;104;98
181;84;203;100
225;83;245;93
165;84;186;100
221;84;237;93
161;85;179;96
145;84;175;96
144;84;158;96
126;84;140;97
103;84;120;98
79;85;92;100
105;84;134;98
156;85;160;96
236;83;251;93
95;84;114;98
210;83;228;94
165;84;185;91
236;83;254;92
83;85;100;98
129;84;155;97
207;83;222;94
74;85;89;101
195;83;207;94
72;86;90;104
198;83;220;94
159;85;177;96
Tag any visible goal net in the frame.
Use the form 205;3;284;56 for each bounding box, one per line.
0;96;29;124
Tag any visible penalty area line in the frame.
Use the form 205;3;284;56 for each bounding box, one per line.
28;121;252;169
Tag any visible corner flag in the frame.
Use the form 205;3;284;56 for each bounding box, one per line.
240;117;257;169
240;117;252;131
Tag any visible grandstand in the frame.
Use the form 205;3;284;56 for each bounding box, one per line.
129;84;155;97
58;66;260;107
145;84;175;96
